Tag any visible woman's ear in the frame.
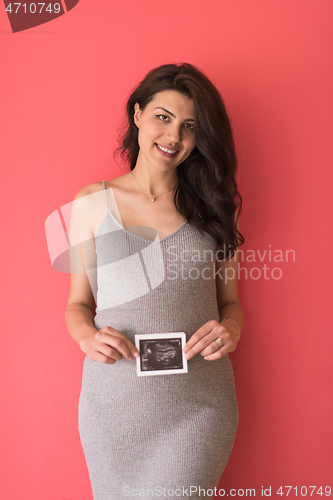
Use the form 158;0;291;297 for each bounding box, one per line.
133;103;141;128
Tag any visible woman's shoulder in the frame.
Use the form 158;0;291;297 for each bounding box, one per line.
73;174;130;200
73;181;105;200
70;181;110;239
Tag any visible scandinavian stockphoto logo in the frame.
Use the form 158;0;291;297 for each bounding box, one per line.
2;0;80;33
45;190;295;307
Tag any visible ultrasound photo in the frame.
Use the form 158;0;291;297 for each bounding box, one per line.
135;333;188;376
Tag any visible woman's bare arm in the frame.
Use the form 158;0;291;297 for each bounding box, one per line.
64;185;139;363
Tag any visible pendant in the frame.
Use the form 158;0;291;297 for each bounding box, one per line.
151;197;155;202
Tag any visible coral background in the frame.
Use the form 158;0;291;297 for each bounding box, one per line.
0;1;332;498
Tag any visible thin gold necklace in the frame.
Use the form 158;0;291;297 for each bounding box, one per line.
131;171;176;202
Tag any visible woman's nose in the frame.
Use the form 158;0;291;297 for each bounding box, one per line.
166;124;182;144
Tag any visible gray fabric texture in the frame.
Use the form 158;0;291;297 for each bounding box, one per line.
78;180;239;500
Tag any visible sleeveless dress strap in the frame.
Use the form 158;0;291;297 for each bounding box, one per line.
101;180;110;211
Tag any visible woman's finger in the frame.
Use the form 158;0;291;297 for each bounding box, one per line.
88;349;117;365
184;321;228;360
199;336;226;357
203;343;231;361
105;327;140;358
96;341;123;361
98;328;139;360
182;320;215;353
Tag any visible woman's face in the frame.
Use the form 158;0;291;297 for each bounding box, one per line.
133;90;197;172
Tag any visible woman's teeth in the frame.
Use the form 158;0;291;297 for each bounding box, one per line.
156;144;178;154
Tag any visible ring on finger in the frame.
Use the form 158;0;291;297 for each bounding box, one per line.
215;337;223;347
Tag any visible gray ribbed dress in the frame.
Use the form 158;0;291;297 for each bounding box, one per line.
78;180;238;500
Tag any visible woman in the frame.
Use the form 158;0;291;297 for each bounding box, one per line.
65;62;244;500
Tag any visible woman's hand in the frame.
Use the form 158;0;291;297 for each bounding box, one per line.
182;319;241;361
80;326;140;365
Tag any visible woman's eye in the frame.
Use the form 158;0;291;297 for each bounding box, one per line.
155;115;194;131
156;114;169;122
185;123;194;131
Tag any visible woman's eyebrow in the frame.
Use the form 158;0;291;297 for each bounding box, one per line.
153;107;195;122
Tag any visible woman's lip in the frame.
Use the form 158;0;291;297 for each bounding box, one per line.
155;143;180;159
155;143;179;153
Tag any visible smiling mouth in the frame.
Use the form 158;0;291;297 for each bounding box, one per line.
155;143;179;154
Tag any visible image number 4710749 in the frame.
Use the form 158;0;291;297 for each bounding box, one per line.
3;1;80;33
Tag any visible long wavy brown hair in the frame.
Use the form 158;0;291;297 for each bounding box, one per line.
113;62;244;258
